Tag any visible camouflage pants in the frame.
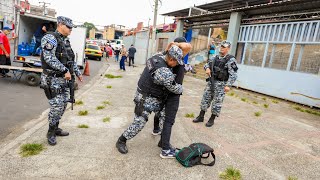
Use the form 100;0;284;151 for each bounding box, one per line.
41;74;69;126
200;81;226;116
154;107;165;132
123;90;163;140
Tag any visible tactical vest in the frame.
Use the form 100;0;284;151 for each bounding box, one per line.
41;32;75;72
211;54;234;81
137;55;168;98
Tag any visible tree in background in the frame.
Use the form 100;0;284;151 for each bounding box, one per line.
82;22;97;38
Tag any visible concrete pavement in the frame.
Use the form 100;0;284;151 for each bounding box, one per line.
0;60;319;180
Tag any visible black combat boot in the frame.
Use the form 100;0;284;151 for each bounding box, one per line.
193;110;205;123
205;114;216;127
116;135;128;154
55;122;69;136
47;125;57;146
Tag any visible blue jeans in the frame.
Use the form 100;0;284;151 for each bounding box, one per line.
115;55;119;62
120;56;126;70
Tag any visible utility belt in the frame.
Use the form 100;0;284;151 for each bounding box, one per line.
43;70;65;77
206;76;228;82
137;87;168;100
40;75;67;100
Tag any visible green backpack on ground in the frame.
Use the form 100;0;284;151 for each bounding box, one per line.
176;143;216;167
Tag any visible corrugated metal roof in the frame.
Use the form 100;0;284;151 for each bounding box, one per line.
162;0;285;17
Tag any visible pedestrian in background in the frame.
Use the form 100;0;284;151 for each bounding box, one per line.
193;41;238;127
119;44;127;71
208;40;216;60
128;44;136;67
0;26;17;78
114;47;120;62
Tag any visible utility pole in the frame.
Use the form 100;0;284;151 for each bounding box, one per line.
146;18;151;63
150;0;159;55
39;1;50;16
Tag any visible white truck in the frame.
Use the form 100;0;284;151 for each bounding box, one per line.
14;13;87;69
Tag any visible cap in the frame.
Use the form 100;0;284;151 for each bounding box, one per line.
174;37;187;43
57;16;77;28
168;45;184;65
220;41;231;48
3;26;12;31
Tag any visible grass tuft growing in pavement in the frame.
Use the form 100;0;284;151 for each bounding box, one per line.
106;85;112;89
241;98;247;102
20;143;44;157
287;176;298;180
263;104;269;108
254;111;262;117
293;106;320;116
75;100;84;105
102;101;111;105
272;100;279;104
78;110;88;116
227;92;235;96
78;124;89;128
252;101;258;105
262;97;267;101
105;74;122;79
219;166;242;180
103;117;111;123
185;113;195;118
96;105;106;110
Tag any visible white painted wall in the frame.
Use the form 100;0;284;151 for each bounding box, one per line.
234;64;320;108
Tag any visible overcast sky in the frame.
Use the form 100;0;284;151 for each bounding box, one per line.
27;0;217;28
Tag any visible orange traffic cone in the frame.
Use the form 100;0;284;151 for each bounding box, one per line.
83;60;90;76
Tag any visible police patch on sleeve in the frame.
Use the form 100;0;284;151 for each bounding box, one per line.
44;42;54;50
231;62;238;72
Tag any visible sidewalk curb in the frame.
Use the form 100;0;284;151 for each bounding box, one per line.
0;63;110;156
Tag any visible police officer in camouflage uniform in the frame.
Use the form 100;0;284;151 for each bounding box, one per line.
193;41;238;127
116;45;184;157
40;16;83;145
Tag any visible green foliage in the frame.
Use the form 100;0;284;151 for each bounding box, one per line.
82;22;97;38
20;143;44;157
78;124;89;128
293;106;320;116
106;85;112;89
272;100;279;104
241;98;247;102
96;105;106;110
254;111;262;117
287;176;298;180
252;101;258;105
78;110;88;116
262;97;267;101
75;100;84;105
102;101;111;105
185;113;195;118
263;104;269;108
103;117;111;123
228;92;235;96
219;166;242;180
105;74;122;79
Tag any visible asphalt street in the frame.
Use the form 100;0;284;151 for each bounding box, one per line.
0;58;106;143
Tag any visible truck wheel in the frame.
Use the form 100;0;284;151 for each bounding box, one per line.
98;57;101;61
25;73;40;86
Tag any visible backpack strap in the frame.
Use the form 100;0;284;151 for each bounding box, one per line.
199;152;216;166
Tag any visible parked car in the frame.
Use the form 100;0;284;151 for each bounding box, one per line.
85;44;103;61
